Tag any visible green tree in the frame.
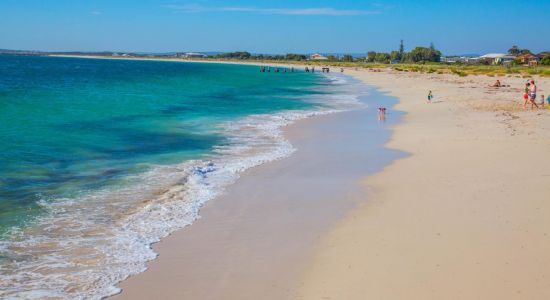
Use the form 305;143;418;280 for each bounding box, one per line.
375;52;391;63
409;46;441;62
366;51;376;62
327;55;337;61
399;39;405;60
390;51;400;62
341;54;354;62
217;51;252;59
285;53;307;61
508;45;520;55
520;49;532;55
541;55;550;65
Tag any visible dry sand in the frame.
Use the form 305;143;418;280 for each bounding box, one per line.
297;70;550;299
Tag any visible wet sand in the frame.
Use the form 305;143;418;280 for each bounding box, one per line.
112;88;403;299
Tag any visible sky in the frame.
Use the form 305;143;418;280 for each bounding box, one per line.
1;0;548;55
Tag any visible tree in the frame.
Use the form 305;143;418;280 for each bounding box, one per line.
366;51;376;62
520;49;532;55
508;45;520;55
399;39;405;60
409;46;441;62
217;51;251;59
541;55;550;65
341;54;354;62
375;52;391;63
285;53;307;61
390;51;401;61
327;55;337;61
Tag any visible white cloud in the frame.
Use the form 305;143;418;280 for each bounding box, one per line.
163;4;379;16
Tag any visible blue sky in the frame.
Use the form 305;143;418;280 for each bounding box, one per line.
1;0;548;55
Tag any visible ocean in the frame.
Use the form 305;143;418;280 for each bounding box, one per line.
0;55;364;299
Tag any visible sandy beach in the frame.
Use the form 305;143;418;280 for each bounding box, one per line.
298;70;550;299
104;63;550;299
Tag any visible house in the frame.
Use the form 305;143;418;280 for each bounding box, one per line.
517;54;540;66
441;56;475;63
178;52;207;59
537;52;550;59
309;53;328;60
477;53;516;65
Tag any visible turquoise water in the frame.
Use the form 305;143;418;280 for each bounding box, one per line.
0;55;366;299
0;55;321;233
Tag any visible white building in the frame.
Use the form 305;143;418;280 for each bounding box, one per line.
477;53;516;65
179;52;207;59
310;53;328;60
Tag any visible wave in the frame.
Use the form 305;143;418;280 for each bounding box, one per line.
0;73;368;299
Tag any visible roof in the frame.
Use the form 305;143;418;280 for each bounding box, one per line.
518;53;538;58
479;53;515;59
184;52;207;56
310;53;328;60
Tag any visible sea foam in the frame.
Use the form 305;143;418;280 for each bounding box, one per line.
0;73;368;299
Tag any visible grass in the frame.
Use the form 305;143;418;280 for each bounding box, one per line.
240;59;550;77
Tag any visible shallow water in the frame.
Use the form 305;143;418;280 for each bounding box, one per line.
0;56;364;299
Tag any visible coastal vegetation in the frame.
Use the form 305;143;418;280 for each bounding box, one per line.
201;42;550;77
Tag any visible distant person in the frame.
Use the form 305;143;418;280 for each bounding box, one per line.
340;68;344;73
540;94;546;107
490;79;501;87
378;107;386;122
427;90;433;103
312;67;315;73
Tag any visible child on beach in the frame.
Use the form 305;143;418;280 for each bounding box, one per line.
427;90;433;103
541;95;546;107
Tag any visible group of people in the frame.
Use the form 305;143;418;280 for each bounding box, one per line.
259;66;296;73
523;79;548;109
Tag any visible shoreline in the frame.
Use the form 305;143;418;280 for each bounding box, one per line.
110;80;403;299
0;57;361;299
297;69;550;299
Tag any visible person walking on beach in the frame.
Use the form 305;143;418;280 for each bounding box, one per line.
523;82;531;108
427;90;433;103
527;80;539;109
530;80;537;104
523;82;538;109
